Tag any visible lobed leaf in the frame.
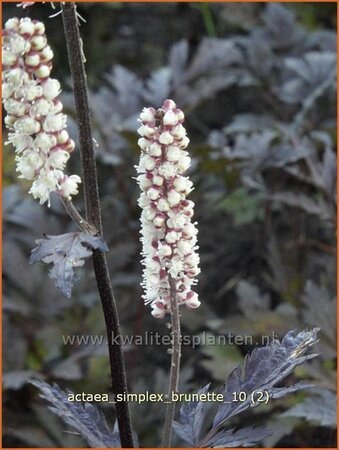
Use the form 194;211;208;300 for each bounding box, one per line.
212;329;319;428
173;329;319;447
30;232;108;298
205;426;272;448
282;388;336;428
172;384;211;446
30;379;120;448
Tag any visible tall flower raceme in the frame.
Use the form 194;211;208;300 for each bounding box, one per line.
2;17;81;206
136;99;201;318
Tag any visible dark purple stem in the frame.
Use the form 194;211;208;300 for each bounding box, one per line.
61;3;134;447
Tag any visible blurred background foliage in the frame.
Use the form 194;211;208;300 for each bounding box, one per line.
3;2;337;448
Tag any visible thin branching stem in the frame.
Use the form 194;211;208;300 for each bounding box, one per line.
61;198;98;235
61;3;134;447
162;274;182;447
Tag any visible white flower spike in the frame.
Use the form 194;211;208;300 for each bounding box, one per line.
136;99;201;319
2;17;81;206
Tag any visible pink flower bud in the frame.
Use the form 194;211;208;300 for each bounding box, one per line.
25;53;40;66
178;155;191;172
5;18;20;31
165;231;179;244
144;207;157;221
158;244;172;256
138;137;151;151
185;292;201;309
145;157;157;172
167;146;180;161
148;142;162;157
30;35;47;50
178;135;190;149
42;78;60;99
159;131;174;145
19;19;35;35
138;124;155;138
140;107;155;123
147;187;160;201
157;198;170;212
151;302;166;319
159;162;176;179
173;175;188;191
153;215;165;228
182;223;196;239
175;109;185;121
153;175;164;186
167;190;181;206
171;124;186;139
40;45;53;62
163;99;176;110
57;130;70;145
163;110;178;126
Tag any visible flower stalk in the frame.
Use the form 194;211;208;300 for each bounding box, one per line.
61;198;97;235
61;3;134;447
161;274;181;448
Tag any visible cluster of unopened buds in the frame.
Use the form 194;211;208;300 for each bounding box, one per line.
136;99;201;318
2;17;81;206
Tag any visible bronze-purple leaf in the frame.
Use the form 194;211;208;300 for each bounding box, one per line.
30;232;108;298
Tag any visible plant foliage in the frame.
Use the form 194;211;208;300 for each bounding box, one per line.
30;380;120;448
173;329;319;447
30;232;108;298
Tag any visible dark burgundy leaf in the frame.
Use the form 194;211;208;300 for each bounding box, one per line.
30;232;108;298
